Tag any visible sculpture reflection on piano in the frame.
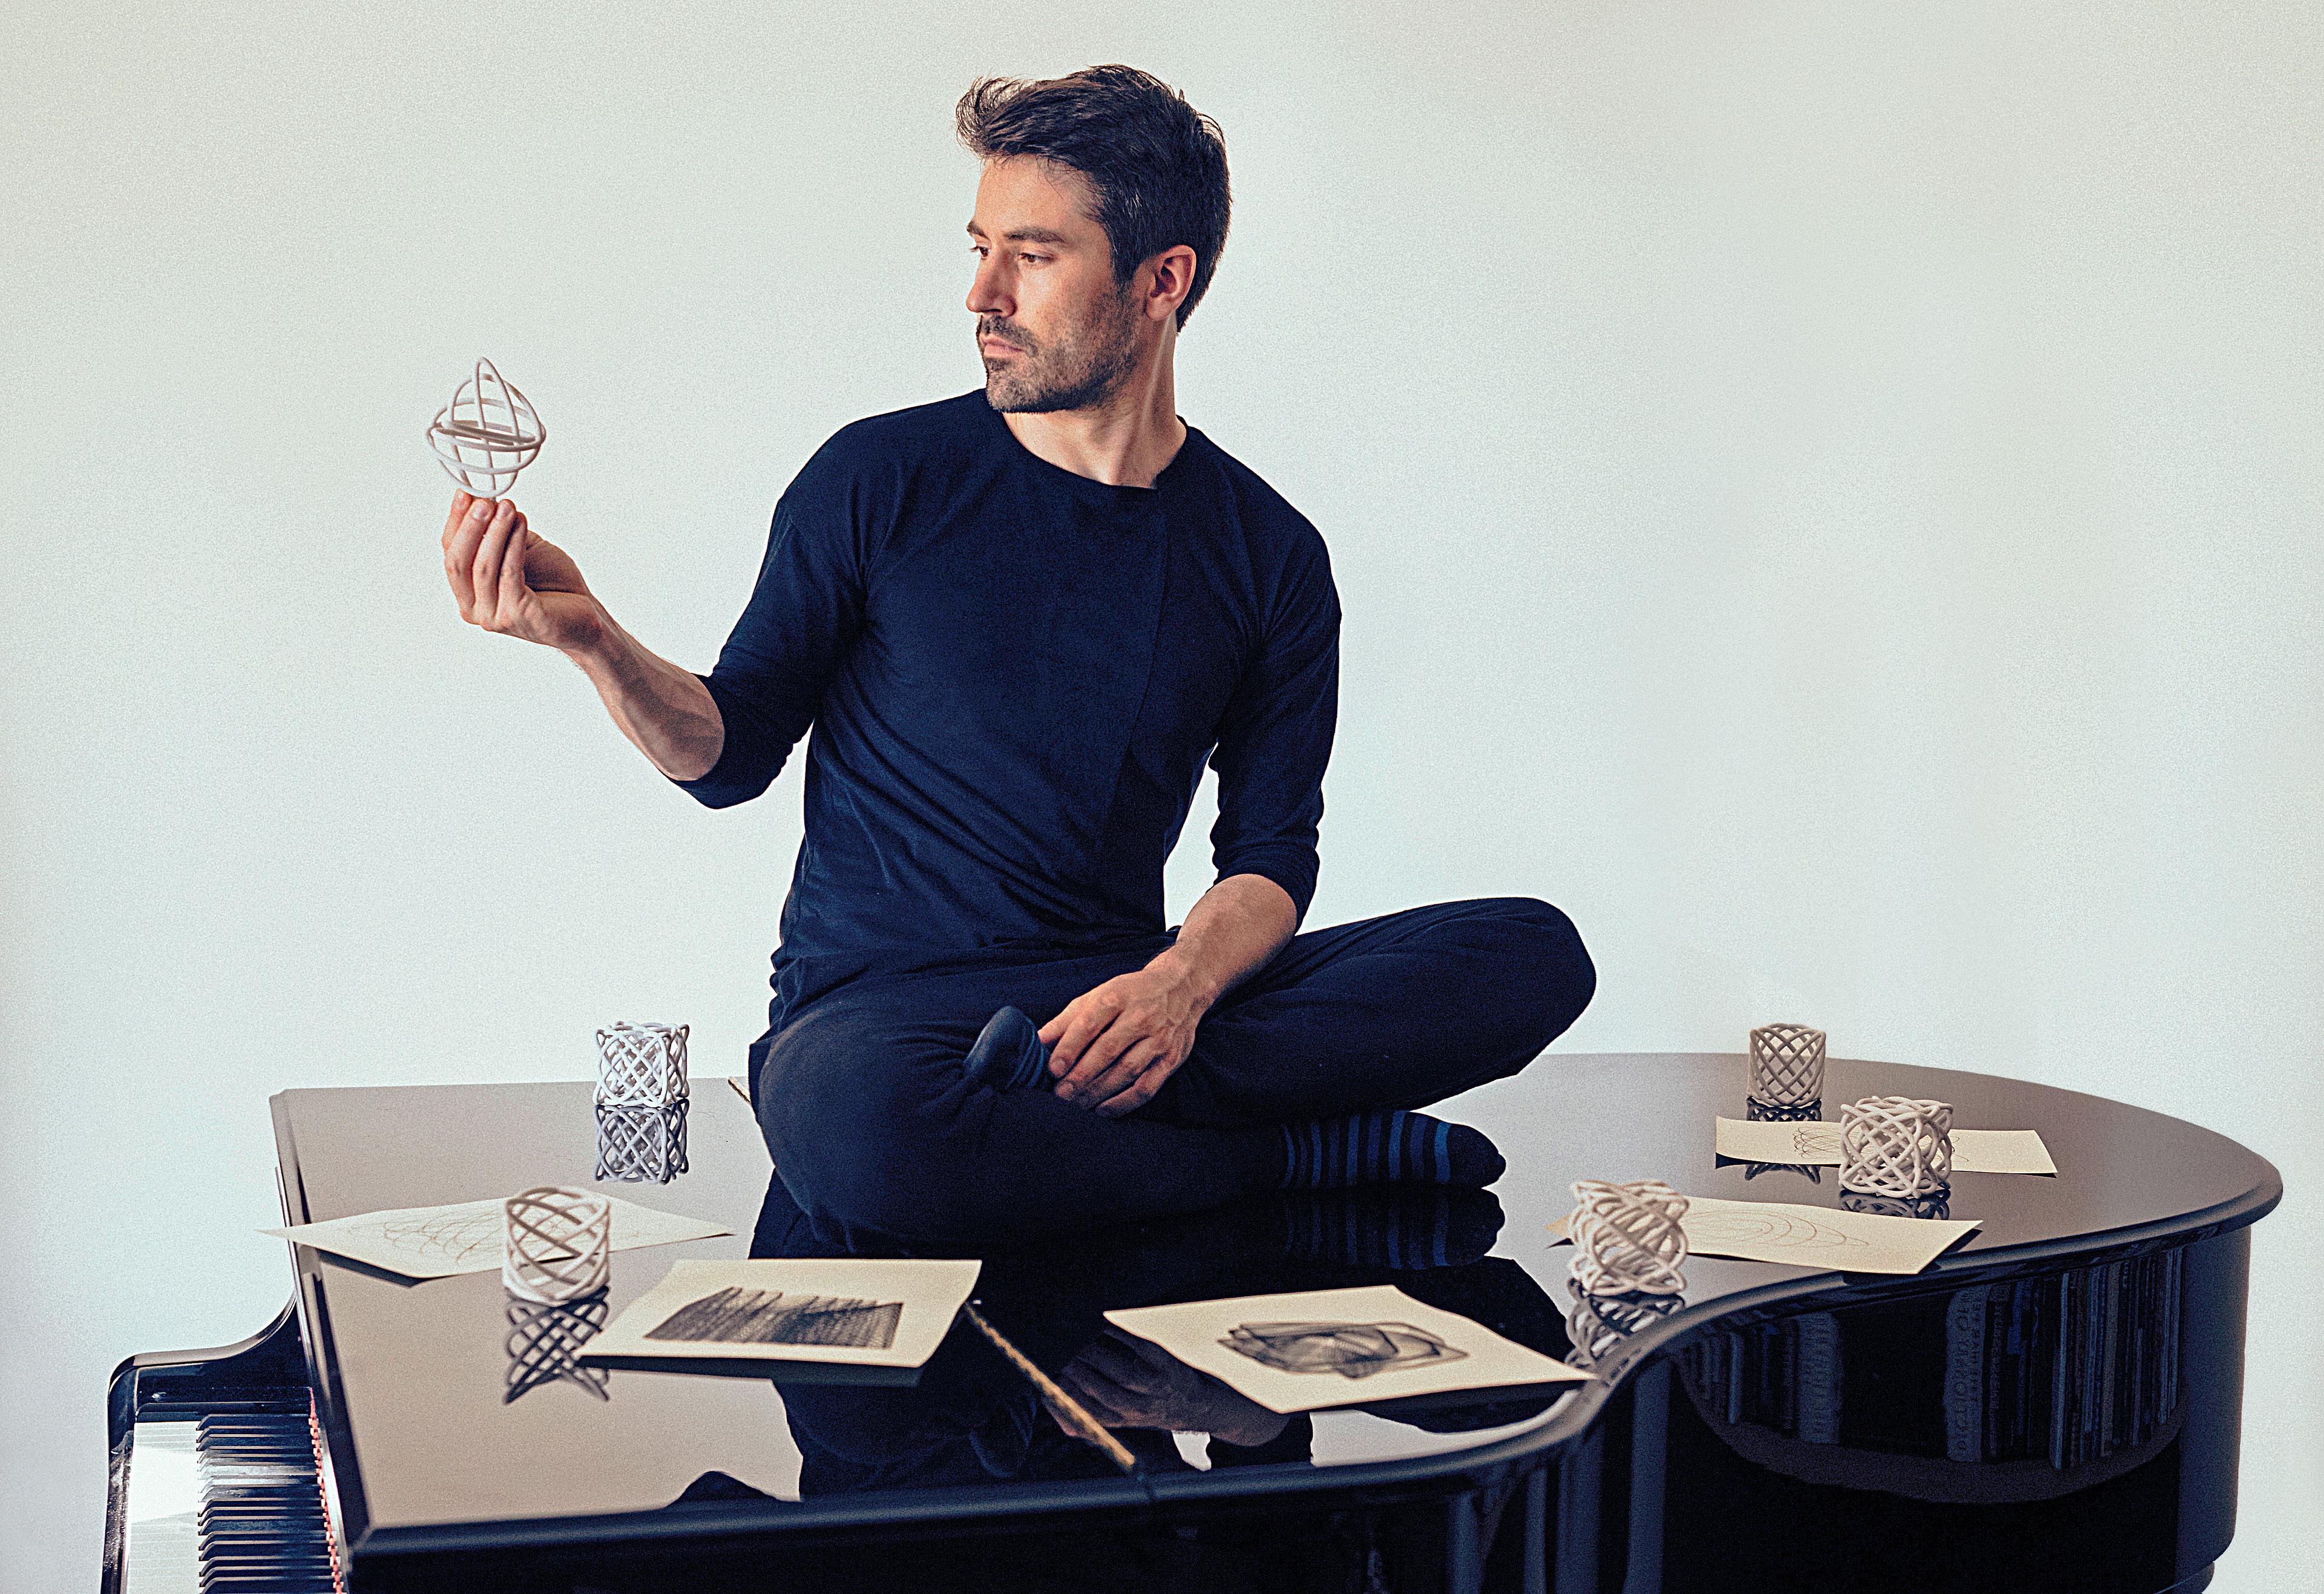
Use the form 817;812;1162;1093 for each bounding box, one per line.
504;1290;611;1404
1738;1095;1827;1184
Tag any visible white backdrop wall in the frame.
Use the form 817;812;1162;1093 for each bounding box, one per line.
5;2;2316;1587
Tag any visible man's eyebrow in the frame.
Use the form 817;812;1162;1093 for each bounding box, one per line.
965;222;1075;245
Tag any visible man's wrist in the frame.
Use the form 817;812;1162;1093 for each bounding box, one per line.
1146;943;1223;1012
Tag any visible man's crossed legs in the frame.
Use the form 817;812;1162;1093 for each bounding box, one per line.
753;895;1594;1249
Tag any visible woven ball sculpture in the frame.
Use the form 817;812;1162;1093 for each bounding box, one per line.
1567;1177;1690;1297
425;355;545;499
1839;1095;1954;1199
1748;1023;1827;1108
502;1185;611;1305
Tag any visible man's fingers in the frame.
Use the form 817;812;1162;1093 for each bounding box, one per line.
497;511;531;621
470;501;520;627
1073;1036;1164;1108
441;491;477;551
1049;995;1121;1076
1059;1019;1139;1096
444;495;499;617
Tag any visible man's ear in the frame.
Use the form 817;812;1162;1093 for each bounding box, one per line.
1143;245;1198;323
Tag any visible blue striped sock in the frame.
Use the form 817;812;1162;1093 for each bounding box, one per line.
1276;1111;1504;1190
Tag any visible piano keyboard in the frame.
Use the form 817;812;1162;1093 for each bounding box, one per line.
121;1405;340;1594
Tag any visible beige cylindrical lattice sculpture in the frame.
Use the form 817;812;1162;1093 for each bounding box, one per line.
1839;1096;1954;1199
425;355;545;498
502;1185;611;1305
1567;1178;1690;1297
1748;1023;1827;1107
596;1021;689;1108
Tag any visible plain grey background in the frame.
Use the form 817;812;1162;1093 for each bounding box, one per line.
4;2;2317;1587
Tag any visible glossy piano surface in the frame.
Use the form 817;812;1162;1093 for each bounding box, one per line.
113;1052;2277;1592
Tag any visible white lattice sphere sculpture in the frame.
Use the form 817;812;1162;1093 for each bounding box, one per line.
425;355;545;498
502;1186;611;1305
1839;1096;1954;1199
1567;1178;1690;1297
1748;1023;1827;1107
596;1021;689;1107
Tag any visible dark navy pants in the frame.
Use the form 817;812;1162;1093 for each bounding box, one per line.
752;895;1594;1248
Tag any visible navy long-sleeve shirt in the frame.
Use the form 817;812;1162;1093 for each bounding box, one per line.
671;389;1339;1029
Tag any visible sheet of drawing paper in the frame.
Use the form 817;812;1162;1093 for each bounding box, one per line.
262;1196;731;1280
581;1258;983;1369
1104;1284;1589;1415
1678;1196;1979;1273
1547;1199;1980;1274
1713;1119;2057;1175
726;1075;752;1104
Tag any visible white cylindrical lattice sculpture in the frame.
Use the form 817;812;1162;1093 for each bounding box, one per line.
1567;1178;1690;1297
425;355;545;499
502;1185;611;1305
596;1021;689;1108
1748;1023;1827;1107
1839;1096;1954;1199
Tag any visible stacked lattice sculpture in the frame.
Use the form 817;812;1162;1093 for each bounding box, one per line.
502;1185;611;1305
595;1021;690;1184
1567;1178;1690;1297
1748;1023;1827;1107
425;356;545;498
1839;1095;1953;1198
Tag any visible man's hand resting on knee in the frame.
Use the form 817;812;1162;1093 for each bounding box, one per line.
1040;872;1299;1115
1040;961;1209;1116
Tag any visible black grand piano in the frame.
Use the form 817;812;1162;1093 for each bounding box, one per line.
105;1052;2279;1592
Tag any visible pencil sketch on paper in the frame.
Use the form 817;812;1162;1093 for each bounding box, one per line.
1683;1208;1868;1254
643;1286;904;1350
378;1209;507;1268
1220;1321;1469;1381
1787;1125;1843;1160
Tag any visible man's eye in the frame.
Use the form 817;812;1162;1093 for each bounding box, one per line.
1019;253;1046;264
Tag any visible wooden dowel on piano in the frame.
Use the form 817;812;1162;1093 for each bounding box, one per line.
960;1303;1141;1475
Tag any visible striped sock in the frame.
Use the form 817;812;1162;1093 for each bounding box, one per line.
1276;1110;1505;1191
1275;1188;1505;1270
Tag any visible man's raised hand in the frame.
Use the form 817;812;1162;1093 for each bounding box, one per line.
441;490;603;654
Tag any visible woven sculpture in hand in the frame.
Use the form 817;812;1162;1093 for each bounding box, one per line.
596;1021;689;1108
504;1291;611;1403
425;356;544;499
1567;1178;1690;1297
1748;1023;1827;1108
1839;1095;1954;1198
594;1098;689;1184
502;1185;611;1305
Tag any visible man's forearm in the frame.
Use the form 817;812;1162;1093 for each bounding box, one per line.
1147;873;1298;1011
564;604;726;782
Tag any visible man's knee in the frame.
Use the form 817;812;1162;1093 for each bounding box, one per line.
1492;895;1596;1052
754;1003;982;1243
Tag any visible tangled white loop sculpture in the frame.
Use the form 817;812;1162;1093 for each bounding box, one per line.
596;1020;689;1108
1748;1023;1827;1107
1839;1096;1954;1198
1567;1177;1690;1297
425;355;545;498
502;1185;611;1305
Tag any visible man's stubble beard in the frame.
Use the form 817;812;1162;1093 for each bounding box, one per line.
981;283;1141;415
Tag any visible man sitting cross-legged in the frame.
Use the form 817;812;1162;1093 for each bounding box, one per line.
437;65;1595;1250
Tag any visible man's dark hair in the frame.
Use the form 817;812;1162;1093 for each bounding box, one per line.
956;65;1231;330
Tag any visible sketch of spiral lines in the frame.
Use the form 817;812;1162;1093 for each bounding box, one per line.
377;1210;507;1265
1684;1209;1866;1253
1788;1125;1842;1159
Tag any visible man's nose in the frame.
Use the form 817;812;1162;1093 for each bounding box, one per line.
967;260;1013;318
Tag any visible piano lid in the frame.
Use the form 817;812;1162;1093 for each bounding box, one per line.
266;1053;2279;1549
